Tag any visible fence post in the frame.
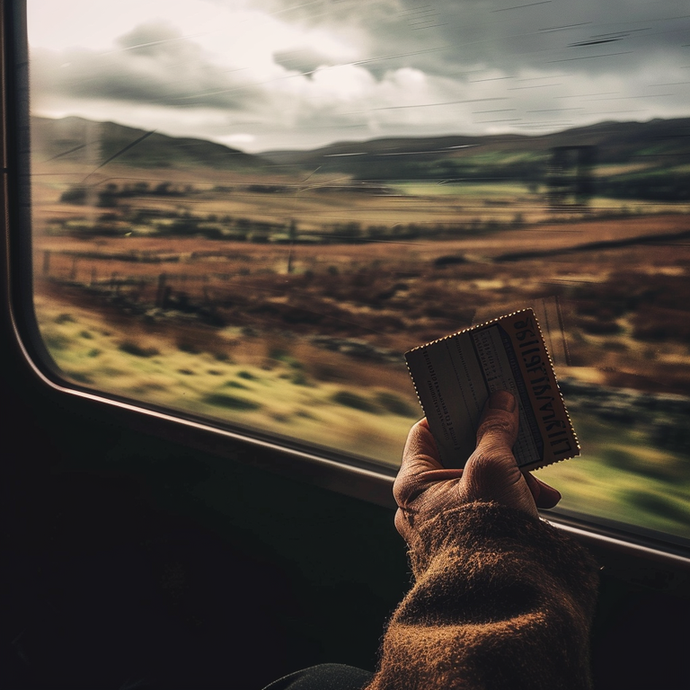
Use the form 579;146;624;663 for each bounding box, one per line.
156;273;167;308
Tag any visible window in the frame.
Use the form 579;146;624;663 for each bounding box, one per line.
23;0;690;545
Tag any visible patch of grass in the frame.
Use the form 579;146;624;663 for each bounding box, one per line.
268;346;289;361
601;447;684;482
54;313;75;324
622;489;690;524
237;370;257;380
203;393;261;410
101;367;127;377
177;340;201;354
43;331;70;351
119;341;160;358
376;391;417;416
332;390;378;413
87;348;101;358
66;371;93;384
225;380;249;389
132;382;167;393
296;409;317;420
269;347;303;370
601;448;631;469
80;330;94;339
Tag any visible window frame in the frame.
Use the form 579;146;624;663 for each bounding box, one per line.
4;0;690;576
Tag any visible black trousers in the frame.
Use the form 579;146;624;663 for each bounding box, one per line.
262;663;373;690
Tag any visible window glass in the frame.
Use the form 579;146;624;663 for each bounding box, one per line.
27;0;690;542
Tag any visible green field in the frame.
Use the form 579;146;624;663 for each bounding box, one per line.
36;290;690;542
36;296;419;463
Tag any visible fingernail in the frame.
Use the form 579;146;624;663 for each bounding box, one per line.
489;390;516;412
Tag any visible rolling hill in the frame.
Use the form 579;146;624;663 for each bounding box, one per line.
31;116;274;172
262;118;690;199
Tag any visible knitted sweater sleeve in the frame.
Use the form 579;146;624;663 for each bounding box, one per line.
366;502;599;690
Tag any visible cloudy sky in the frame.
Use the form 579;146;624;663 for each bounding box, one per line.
28;0;690;152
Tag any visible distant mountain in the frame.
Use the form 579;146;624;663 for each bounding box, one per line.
31;116;273;172
30;115;690;200
262;118;690;182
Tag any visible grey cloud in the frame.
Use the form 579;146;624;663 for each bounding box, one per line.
273;47;335;74
30;21;266;111
265;0;690;81
116;22;184;54
29;1;690;150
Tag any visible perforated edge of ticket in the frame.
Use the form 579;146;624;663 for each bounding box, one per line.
405;309;579;471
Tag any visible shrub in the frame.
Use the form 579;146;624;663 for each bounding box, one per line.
622;490;690;523
225;380;249;389
291;372;309;386
203;394;261;410
376;391;417;416
332;390;378;413
59;186;87;204
43;331;70;351
177;340;201;354
118;341;159;357
67;371;93;384
601;448;631;468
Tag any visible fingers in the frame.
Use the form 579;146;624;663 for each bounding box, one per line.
524;472;562;509
401;418;442;473
394;393;562;524
393;418;444;507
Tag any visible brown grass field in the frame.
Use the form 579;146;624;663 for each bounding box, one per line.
34;213;690;393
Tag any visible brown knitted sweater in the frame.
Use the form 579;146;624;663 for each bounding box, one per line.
366;502;599;690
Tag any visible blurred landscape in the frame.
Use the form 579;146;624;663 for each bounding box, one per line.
32;115;690;541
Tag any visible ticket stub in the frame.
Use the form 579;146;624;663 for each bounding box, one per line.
405;309;579;470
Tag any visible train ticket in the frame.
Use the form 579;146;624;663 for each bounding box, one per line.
405;309;579;470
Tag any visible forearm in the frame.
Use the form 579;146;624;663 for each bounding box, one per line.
367;503;599;690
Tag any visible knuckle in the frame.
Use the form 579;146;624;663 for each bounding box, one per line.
392;474;418;506
468;449;517;478
477;417;514;439
394;509;407;536
476;418;517;449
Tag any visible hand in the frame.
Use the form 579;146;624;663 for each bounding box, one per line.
394;390;561;543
